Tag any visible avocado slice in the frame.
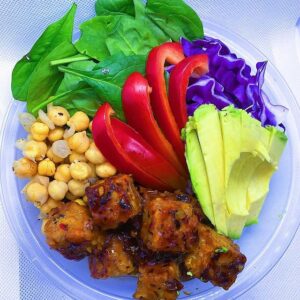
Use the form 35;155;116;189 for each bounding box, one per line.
220;106;241;187
240;110;271;162
246;127;288;225
184;120;215;225
194;104;227;236
220;108;270;238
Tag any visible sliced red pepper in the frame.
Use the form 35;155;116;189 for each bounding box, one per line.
92;103;186;191
122;72;187;177
146;42;186;166
169;54;209;130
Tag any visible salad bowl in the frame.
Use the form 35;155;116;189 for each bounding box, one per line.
1;13;300;300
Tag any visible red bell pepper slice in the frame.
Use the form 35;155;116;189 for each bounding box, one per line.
122;72;187;177
146;42;186;166
169;54;209;130
92;103;186;191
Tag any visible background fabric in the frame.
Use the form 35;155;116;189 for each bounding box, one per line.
0;0;299;299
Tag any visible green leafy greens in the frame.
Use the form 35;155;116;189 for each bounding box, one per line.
11;0;204;117
59;54;147;120
12;4;77;104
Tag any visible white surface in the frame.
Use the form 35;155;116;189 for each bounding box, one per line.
0;0;299;299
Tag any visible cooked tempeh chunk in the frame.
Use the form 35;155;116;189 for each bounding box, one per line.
86;174;142;229
89;234;135;278
140;191;199;252
134;262;183;300
43;202;104;260
184;223;246;290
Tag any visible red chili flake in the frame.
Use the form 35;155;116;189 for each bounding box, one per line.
59;223;68;231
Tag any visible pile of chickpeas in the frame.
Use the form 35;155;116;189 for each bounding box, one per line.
13;105;117;215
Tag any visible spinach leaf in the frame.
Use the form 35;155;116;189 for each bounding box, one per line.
145;0;204;40
105;16;169;57
59;54;147;120
77;0;203;61
31;60;99;116
54;87;102;117
95;0;135;17
57;60;97;94
75;16;113;61
95;0;145;18
76;14;169;61
12;3;77;101
31;87;102;117
27;41;78;114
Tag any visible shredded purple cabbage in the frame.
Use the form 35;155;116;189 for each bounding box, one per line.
180;36;288;127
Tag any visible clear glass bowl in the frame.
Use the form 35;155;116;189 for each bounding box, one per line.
1;19;300;300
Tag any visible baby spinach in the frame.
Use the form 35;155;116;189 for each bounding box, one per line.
75;15;168;61
145;0;204;41
27;41;78;114
12;4;77;102
56;60;97;94
31;60;98;115
11;0;205;120
59;54;147;120
77;0;203;61
54;87;102;117
95;0;136;17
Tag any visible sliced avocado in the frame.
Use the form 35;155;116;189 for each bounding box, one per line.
184;119;215;225
241;110;271;162
184;104;287;239
194;104;227;236
246;127;288;225
225;153;263;238
220;106;241;187
221;108;270;239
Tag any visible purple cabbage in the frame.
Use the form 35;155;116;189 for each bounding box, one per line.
181;36;287;127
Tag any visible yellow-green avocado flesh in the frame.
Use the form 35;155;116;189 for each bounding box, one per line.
183;105;287;239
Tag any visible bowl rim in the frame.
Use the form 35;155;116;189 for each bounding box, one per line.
1;17;300;300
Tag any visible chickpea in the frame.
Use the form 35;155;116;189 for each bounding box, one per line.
40;198;59;215
48;180;68;201
66;191;78;201
95;162;117;178
85;142;106;165
24;182;48;206
38;158;56;176
47;147;64;163
13;157;37;178
67;131;90;154
48;127;64;142
54;164;71;183
70;162;91;180
67;111;90;131
47;106;70;126
68;179;89;197
88;163;97;178
89;120;93;132
69;151;87;163
23;140;47;161
30;122;49;141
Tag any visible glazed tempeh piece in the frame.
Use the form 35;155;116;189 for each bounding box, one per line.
140;190;199;253
89;234;135;278
86;174;142;229
184;223;246;289
134;261;183;300
43;202;104;260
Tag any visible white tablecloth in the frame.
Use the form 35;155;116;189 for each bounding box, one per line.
0;1;299;299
